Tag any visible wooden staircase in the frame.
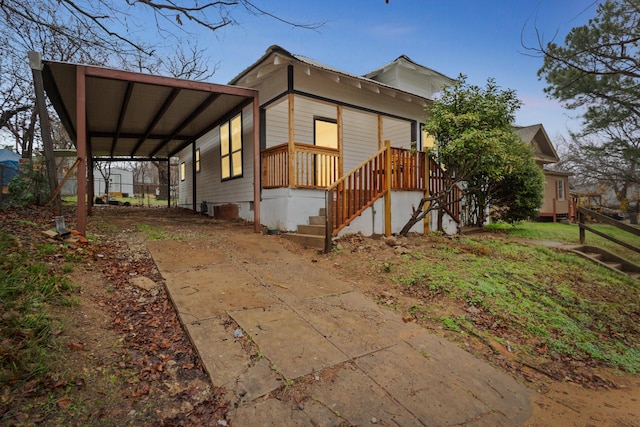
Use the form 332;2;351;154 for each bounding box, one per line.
281;208;327;250
569;245;640;280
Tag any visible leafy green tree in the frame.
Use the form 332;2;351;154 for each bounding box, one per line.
401;75;543;231
537;0;640;210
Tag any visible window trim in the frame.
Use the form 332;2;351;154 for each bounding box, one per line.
220;112;243;181
195;148;201;173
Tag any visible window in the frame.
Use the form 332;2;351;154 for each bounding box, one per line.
221;113;243;180
557;179;565;200
180;162;186;181
195;148;201;173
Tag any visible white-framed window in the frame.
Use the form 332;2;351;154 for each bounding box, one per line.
220;113;243;180
180;162;186;181
195;148;201;173
557;178;565;200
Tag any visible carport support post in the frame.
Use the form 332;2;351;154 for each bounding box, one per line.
29;51;62;216
76;65;88;235
167;160;171;208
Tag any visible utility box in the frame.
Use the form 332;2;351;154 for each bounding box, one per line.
214;203;239;220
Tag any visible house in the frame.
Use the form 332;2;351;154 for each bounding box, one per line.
515;124;572;221
177;45;462;249
93;166;134;198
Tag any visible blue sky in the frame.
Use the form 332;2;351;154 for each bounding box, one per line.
177;0;599;146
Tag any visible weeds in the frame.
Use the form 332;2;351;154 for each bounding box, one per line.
395;237;640;374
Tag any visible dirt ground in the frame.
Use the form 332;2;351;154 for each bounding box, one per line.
3;206;639;426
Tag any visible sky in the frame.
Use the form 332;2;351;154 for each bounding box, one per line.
170;0;600;147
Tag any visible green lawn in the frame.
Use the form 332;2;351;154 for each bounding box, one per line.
497;221;640;264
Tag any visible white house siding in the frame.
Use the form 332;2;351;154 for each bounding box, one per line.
341;108;378;172
265;98;289;148
178;104;256;220
293;96;336;144
382;116;412;149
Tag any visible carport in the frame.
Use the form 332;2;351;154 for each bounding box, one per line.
36;57;260;235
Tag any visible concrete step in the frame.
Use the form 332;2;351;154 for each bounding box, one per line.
605;262;623;270
281;233;325;250
319;207;326;217
584;252;603;261
298;224;325;236
309;215;326;226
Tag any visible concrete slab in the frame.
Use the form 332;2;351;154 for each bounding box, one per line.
407;334;532;424
161;267;277;320
229;304;348;380
356;341;493;426
183;317;249;388
245;266;353;302
295;292;424;358
307;362;423;426
233;357;282;403
147;240;228;271
230;397;341;427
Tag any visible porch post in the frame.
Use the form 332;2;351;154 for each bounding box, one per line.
192;142;197;212
337;105;343;178
253;94;261;232
377;115;383;150
288;93;295;187
384;140;391;236
423;152;430;234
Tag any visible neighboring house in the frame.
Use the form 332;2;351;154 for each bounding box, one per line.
94;167;134;198
177;45;462;248
515;124;572;221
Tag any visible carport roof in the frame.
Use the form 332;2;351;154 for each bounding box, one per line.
42;61;259;160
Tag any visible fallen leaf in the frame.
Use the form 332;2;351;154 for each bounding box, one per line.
68;342;86;351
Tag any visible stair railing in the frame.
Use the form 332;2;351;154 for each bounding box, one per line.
577;207;640;254
325;146;389;252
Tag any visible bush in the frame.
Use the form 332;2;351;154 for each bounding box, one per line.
7;161;50;207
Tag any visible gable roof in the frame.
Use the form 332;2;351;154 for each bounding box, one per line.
514;123;559;164
229;45;447;104
363;55;455;99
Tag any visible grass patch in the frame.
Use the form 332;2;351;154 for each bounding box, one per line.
136;223;171;240
395;236;640;374
0;230;77;384
500;221;640;264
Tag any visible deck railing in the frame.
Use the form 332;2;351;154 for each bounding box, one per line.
261;142;340;188
261;143;461;250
